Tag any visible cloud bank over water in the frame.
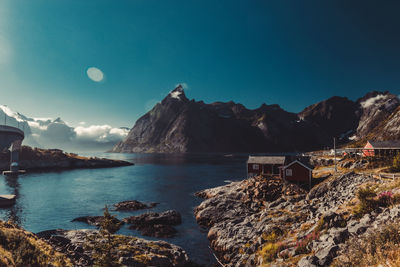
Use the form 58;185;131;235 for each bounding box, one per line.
0;105;128;152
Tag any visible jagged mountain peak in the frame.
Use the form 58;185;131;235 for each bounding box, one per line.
165;85;188;102
356;90;392;104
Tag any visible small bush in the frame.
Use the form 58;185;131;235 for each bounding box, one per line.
377;191;393;206
259;227;286;262
295;231;319;255
259;242;286;262
354;186;378;218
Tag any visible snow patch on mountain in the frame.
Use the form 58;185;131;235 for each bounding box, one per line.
360;94;387;108
170;90;183;100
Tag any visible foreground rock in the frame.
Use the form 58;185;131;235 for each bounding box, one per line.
37;229;191;267
124;210;182;238
0;146;133;172
72;216;124;229
195;173;378;266
114;200;158;211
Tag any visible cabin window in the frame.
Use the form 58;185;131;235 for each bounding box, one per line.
253;164;259;170
286;169;292;176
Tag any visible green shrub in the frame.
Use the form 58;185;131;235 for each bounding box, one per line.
354;186;378;218
392;154;400;172
91;206;122;267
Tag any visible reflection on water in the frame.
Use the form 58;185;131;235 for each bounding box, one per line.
3;175;22;225
0;153;251;265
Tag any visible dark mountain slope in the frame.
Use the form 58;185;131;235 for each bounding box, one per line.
112;86;400;153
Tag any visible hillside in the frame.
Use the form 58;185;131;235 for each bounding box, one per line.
194;167;400;266
112;87;400;153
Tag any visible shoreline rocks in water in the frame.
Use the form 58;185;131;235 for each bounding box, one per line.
37;229;191;267
113;200;158;211
123;210;182;238
71;216;124;229
0;146;133;172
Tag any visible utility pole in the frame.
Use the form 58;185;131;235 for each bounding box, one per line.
4;114;5;125
334;137;337;173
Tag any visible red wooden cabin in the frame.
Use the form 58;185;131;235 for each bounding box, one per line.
280;160;313;189
247;156;288;177
363;140;400;157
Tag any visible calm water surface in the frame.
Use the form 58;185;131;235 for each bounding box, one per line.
0;153;248;265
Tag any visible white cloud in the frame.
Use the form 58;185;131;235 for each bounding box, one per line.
74;124;128;143
0;105;24;122
87;67;104;82
360;94;387;108
27;121;48;131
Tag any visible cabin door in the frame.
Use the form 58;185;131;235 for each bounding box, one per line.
272;165;279;175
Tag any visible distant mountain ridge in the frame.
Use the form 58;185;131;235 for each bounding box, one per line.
111;86;400;153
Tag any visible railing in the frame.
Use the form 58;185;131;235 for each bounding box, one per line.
0;113;25;133
368;172;400;180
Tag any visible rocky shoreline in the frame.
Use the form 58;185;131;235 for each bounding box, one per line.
194;172;400;266
37;229;191;267
0;146;133;172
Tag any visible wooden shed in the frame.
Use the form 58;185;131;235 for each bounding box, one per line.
247;156;288;177
363;140;400;157
280;160;313;189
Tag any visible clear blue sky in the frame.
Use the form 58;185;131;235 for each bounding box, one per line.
0;0;399;127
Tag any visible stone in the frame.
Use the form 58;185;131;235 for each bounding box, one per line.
330;228;349;244
113;200;158;211
298;255;320;267
124;210;182;238
315;245;339;266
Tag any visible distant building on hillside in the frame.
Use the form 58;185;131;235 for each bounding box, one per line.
247;156;288;177
363;140;400;157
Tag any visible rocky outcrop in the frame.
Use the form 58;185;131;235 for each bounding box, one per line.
113;200;158;211
194;173;379;266
0;146;133;172
37;229;191;267
123;210;182;238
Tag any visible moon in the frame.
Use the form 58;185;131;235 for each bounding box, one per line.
86;67;104;82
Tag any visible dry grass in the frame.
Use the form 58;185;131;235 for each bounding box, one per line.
0;220;71;267
333;223;400;267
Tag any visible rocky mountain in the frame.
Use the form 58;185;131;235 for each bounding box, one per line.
112;87;400;153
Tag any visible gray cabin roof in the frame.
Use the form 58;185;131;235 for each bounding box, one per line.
367;140;400;149
247;156;286;165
